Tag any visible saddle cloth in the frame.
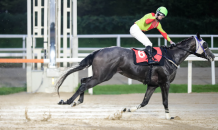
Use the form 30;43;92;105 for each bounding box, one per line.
132;47;164;66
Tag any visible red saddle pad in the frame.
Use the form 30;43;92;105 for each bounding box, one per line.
132;47;162;63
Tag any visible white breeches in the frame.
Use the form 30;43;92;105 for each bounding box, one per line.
130;24;152;47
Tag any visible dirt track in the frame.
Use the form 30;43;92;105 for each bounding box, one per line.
0;92;218;130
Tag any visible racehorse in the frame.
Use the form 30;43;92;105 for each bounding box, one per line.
56;33;215;119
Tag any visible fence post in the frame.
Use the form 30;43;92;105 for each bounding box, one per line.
164;39;167;46
188;61;192;93
211;35;214;49
158;37;160;46
128;78;132;85
117;35;121;47
211;61;215;85
88;66;93;95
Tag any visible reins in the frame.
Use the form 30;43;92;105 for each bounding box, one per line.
175;36;206;57
157;48;178;68
160;36;207;68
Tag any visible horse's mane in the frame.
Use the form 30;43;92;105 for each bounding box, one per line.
176;36;193;45
161;36;194;49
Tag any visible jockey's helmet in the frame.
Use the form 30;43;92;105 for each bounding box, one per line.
156;6;168;17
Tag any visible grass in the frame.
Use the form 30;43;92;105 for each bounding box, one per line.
0;87;26;95
88;84;218;95
0;84;218;95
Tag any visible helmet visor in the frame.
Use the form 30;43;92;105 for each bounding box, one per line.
158;12;165;17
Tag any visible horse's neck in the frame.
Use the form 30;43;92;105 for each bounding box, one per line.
171;48;190;65
168;38;195;65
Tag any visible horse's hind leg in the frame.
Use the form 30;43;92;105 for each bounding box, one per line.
67;77;105;106
71;77;92;107
64;69;117;106
123;85;157;112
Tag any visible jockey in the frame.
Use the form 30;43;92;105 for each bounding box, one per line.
130;6;176;65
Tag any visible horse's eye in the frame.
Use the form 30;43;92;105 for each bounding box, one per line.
202;42;208;49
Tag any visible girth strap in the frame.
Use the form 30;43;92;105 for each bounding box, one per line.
145;65;153;84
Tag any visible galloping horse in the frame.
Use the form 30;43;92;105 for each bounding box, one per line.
56;33;215;119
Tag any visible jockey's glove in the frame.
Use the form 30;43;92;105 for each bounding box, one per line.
169;42;176;48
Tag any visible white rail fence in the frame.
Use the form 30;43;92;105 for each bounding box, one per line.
0;34;217;93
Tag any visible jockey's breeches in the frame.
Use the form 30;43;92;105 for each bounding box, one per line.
130;24;152;46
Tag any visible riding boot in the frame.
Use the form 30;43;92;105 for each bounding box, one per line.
145;46;159;65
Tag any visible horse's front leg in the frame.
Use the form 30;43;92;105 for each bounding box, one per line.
123;85;157;112
160;82;174;120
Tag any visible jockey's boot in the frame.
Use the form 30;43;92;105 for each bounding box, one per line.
145;46;159;65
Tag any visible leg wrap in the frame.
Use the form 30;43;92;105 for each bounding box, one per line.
165;108;169;113
127;105;142;112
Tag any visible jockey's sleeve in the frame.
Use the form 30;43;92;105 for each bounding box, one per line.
145;13;155;24
157;23;171;42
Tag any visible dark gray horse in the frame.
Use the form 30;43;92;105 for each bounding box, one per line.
56;33;215;119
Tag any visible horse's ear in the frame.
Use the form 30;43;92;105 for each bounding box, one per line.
196;32;201;40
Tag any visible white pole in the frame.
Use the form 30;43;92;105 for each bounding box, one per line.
72;0;79;92
49;0;56;68
44;0;48;58
211;61;215;85
158;37;160;46
211;35;215;85
72;0;78;60
26;0;32;92
88;66;93;95
188;61;192;93
211;35;214;49
22;36;25;69
73;0;78;59
128;78;132;85
57;0;61;59
117;35;120;47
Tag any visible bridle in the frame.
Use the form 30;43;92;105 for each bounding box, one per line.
175;36;208;57
160;36;208;68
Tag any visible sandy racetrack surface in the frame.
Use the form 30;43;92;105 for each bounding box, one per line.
0;92;218;130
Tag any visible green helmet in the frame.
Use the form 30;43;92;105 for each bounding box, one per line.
156;6;168;16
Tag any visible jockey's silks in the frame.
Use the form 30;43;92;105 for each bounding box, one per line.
135;13;171;42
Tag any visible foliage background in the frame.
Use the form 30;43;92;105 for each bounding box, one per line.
0;0;218;34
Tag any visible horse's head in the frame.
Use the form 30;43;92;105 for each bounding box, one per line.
193;33;215;62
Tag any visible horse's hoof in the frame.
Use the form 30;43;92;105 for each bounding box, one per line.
165;113;172;120
122;108;127;112
71;102;76;107
58;100;64;105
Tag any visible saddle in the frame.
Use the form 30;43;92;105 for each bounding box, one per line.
132;47;164;66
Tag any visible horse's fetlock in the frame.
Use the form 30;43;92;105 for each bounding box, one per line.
140;104;146;107
165;108;169;113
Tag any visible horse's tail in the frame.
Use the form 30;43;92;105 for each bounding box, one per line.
55;49;100;96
